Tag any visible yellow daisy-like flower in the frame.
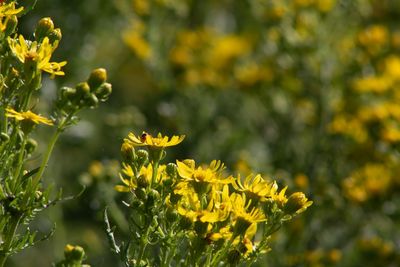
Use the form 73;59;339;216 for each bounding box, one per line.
177;159;233;184
0;2;23;17
233;174;275;203
7;35;67;77
230;193;266;237
174;184;232;222
126;132;185;149
5;107;53;125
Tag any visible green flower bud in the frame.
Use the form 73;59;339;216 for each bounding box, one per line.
136;149;149;166
166;163;177;178
60;86;76;101
87;68;107;89
95;82;112;101
146;188;160;207
35;17;54;40
25;138;38;154
0;132;10;143
75;82;91;98
85;93;99;108
48;28;62;44
64;244;85;263
5;15;18;36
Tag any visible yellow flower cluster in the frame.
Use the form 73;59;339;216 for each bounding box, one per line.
169;29;273;88
330;55;400;144
115;132;312;263
342;163;393;203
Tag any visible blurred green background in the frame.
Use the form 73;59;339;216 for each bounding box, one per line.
10;0;400;266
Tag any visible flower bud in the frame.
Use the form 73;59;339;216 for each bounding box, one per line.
60;86;76;101
121;142;136;162
48;28;62;44
136;149;149;166
146;188;160;207
88;68;107;89
25;138;38;154
95;82;112;101
284;192;312;215
0;132;10;143
35;17;54;40
166;163;177;178
75;82;90;96
64;244;85;263
85;93;99;108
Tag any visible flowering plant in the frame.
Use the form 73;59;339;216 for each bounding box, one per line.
0;2;111;266
108;132;312;266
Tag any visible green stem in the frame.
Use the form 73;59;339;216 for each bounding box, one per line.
31;127;62;190
136;223;151;266
210;236;235;267
151;160;159;186
0;216;21;267
23;114;72;205
11;137;26;192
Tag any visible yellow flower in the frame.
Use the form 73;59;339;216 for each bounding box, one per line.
176;159;233;194
5;107;53;125
232;174;274;204
0;2;23;17
115;163;166;192
7;35;67;77
126;132;185;149
230;193;266;237
285;192;313;215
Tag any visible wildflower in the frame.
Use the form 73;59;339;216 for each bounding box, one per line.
7;35;67;77
176;159;233;195
127;132;185;148
284;192;313;215
123;22;152;60
0;2;23;17
5;107;53;125
114;163;166;192
232;174;274;204
230;193;266;237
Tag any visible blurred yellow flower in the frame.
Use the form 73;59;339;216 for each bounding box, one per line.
0;2;23;17
5;107;53;125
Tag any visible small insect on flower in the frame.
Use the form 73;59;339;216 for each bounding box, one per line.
141;132;148;142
